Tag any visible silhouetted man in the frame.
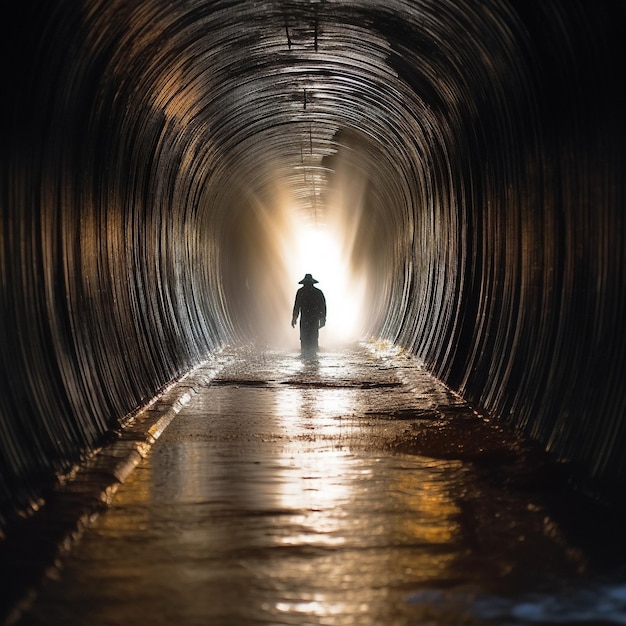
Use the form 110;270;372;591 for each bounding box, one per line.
291;274;326;356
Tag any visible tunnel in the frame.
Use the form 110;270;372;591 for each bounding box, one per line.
1;0;625;534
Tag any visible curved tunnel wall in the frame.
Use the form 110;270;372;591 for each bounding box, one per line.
1;0;625;528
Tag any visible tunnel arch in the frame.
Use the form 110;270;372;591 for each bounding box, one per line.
2;0;625;528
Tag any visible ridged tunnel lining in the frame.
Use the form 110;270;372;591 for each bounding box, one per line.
1;0;625;528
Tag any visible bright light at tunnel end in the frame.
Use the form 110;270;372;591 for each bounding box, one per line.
235;186;372;351
288;223;367;347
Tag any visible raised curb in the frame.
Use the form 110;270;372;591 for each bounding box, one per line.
0;358;223;626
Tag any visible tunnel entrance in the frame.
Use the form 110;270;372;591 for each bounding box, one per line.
2;0;626;577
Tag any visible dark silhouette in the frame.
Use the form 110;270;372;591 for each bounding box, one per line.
291;274;327;356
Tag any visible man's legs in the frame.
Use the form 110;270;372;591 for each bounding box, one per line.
300;321;319;356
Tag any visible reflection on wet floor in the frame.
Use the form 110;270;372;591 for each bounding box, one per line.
17;344;626;626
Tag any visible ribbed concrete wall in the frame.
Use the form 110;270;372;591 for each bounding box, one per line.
1;0;624;529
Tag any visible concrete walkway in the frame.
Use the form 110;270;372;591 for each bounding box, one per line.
6;344;626;626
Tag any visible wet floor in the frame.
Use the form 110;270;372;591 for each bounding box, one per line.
14;344;626;625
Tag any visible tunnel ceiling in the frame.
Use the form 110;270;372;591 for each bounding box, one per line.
2;0;626;526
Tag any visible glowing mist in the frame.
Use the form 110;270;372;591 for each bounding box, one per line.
288;223;367;345
232;177;370;350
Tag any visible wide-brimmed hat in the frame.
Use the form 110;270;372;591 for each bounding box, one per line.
298;273;318;284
